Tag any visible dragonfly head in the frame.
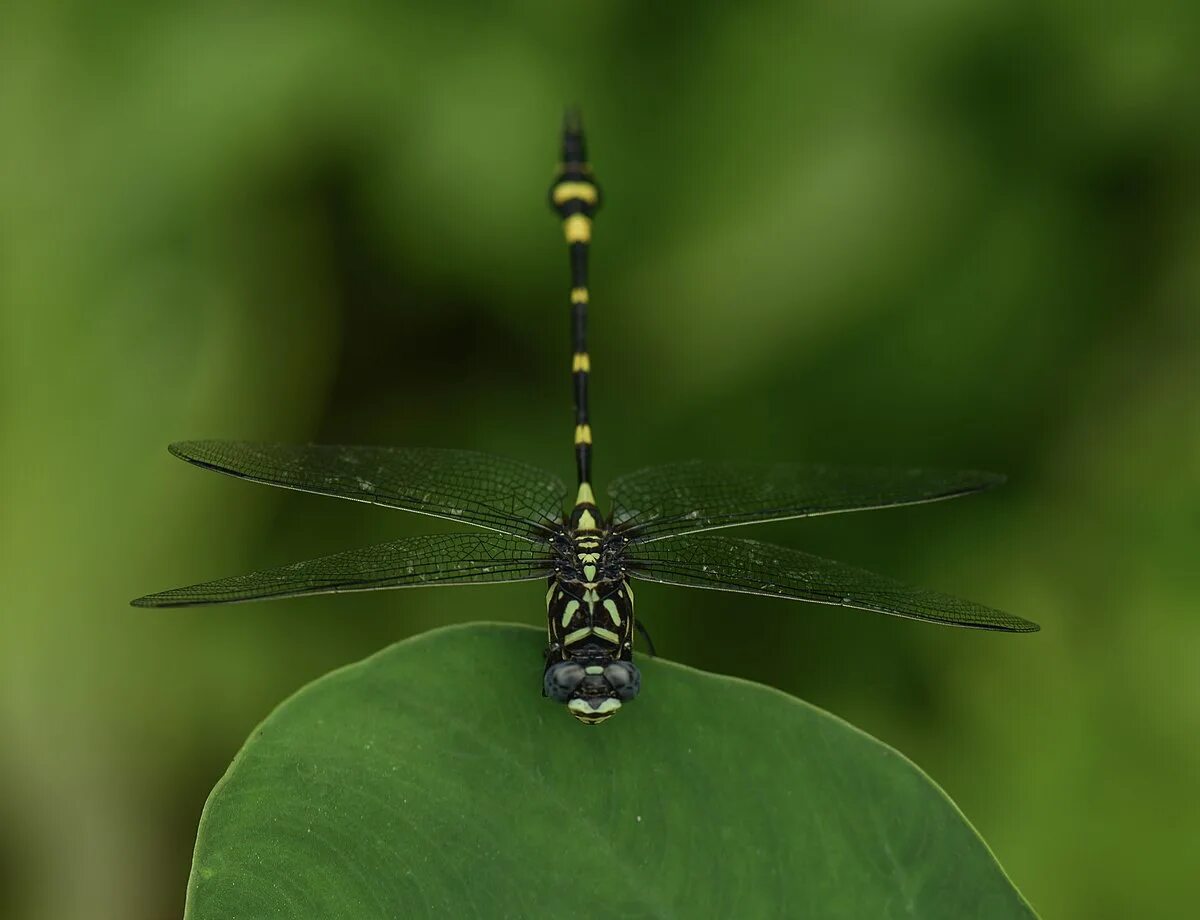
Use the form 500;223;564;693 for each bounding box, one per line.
544;658;640;725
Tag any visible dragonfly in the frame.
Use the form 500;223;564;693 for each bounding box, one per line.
133;112;1038;725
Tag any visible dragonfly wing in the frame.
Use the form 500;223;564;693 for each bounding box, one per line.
609;461;1004;542
131;532;553;607
168;441;566;541
623;534;1038;632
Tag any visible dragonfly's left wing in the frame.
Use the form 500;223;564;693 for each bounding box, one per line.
623;534;1038;632
131;532;552;607
609;461;1003;542
167;442;566;541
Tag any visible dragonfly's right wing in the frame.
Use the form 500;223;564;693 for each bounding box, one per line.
623;534;1038;632
609;461;1004;542
167;441;567;541
131;532;553;607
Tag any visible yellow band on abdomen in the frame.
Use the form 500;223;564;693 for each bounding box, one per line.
564;214;592;244
552;181;599;206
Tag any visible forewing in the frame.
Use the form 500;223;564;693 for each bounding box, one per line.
131;533;553;607
169;441;566;540
624;534;1038;632
609;461;1004;542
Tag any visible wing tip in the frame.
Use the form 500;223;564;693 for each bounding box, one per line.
132;590;239;608
132;587;215;608
974;470;1007;491
130;593;174;608
939;468;1005;497
167;441;206;466
167;439;225;461
976;613;1039;633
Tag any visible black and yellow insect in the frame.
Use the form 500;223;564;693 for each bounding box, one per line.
133;112;1038;725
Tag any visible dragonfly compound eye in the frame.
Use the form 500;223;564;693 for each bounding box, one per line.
544;661;586;702
603;661;641;700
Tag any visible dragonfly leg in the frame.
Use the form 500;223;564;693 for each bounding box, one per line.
635;620;658;657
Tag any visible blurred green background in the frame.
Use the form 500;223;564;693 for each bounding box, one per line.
2;3;1197;919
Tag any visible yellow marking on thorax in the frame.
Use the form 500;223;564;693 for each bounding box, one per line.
574;424;592;445
570;287;589;305
583;564;597;582
563;627;591;645
545;585;556;607
552;181;599;206
564;214;592;244
572;352;590;373
602;598;622;626
560;599;580;628
593;627;621;644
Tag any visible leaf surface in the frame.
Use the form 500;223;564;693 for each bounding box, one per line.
187;624;1036;919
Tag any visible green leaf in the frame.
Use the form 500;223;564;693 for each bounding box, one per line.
186;623;1036;919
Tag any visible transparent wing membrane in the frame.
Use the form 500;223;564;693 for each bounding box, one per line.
168;441;567;541
131;533;553;607
624;534;1038;632
609;461;1004;542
